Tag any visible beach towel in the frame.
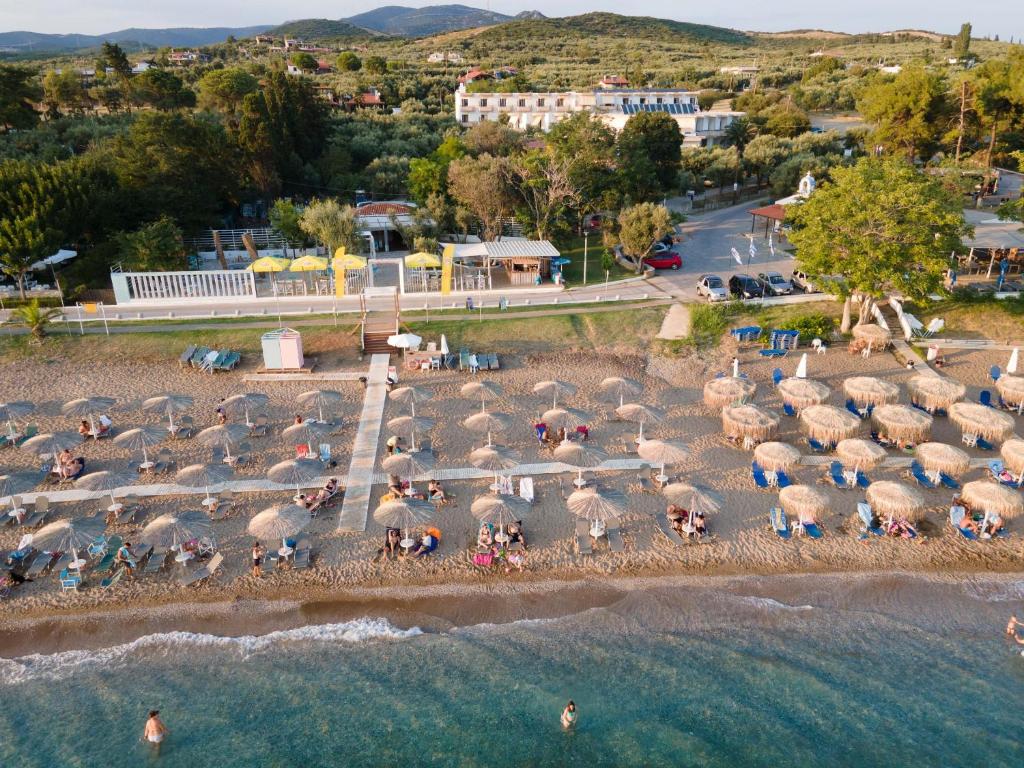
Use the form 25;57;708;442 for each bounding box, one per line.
473;552;495;567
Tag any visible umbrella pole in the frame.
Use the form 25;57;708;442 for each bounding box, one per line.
577;467;583;487
411;401;416;419
487;430;492;447
410;430;417;452
638;421;645;442
142;445;149;466
167;411;176;433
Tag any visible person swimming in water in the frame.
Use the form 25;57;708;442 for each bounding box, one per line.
143;710;169;750
561;701;577;729
1007;615;1021;637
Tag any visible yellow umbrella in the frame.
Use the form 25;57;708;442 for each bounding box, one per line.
289;255;328;272
248;256;290;272
334;253;367;270
405;252;441;269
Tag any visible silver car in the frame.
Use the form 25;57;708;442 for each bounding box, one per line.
758;271;793;296
696;274;728;301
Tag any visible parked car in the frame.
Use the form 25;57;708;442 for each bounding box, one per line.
652;241;674;255
729;274;763;299
790;270;818;293
696;274;728;301
757;271;793;296
645;250;682;270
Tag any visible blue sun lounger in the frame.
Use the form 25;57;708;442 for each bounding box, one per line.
776;469;792;488
770;507;790;539
772;368;784;387
979;390;993;408
855;470;870;489
950;507;978;540
857;502;884;536
828;461;849;488
938;471;959;490
783;402;797;417
976;436;995;451
802;521;823;538
910;460;937;489
988;459;1021;487
751;462;771;489
845;399;863;419
808;437;828;453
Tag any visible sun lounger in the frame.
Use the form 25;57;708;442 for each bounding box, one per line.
575;519;593;555
657;515;686;545
990;365;1001;382
487;353;499;370
189;346;210;368
751;462;770;489
802;521;823;539
979;390;993;408
977;437;994;451
59;568;82;593
93;535;123;575
293;537;311;569
828;461;849;489
775;469;793;488
910;461;937;489
772;368;784;387
857;502;885;536
607;518;625;553
216;351;241;371
807;438;828;453
179;345;197;369
21;495;50;528
845;399;863;419
770;507;790;539
939;472;959;490
949;507;978;540
180;552;223;586
100;567;125;590
143;546;169;574
760;348;787;358
989;459;1021;487
519;477;535;503
855;470;870;489
131;542;153;563
458;348;470;370
783;403;797;417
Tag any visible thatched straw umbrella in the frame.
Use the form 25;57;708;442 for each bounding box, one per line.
637;439;691;483
460;381;503;413
20;431;82;457
600;377;643;407
843;377;900;407
76;469;136;512
296;389;343;423
799;405;860;443
753;441;801;472
996;375;1024;412
553;441;609;487
960;480;1024;519
778;484;829;523
33;516;106;569
872;404;933;444
387;415;435;451
835;438;887;470
220;392;269;426
566;486;627;523
915;442;971;479
542;407;592;431
373;498;435;543
907;375;966;412
112;425;167;468
852;323;891;349
143;510;213;551
616;403;665;442
62;396;117;436
248;504;311;549
703;376;756;408
949;402;1014;443
381;450;435;482
267;458;323;497
463;411;512;447
390;385;432;417
197;423;250;463
468;444;520;490
533;380;577;409
141;393;193;432
778;378;830;410
281;421;332;455
661;482;723;515
1000;438;1024;476
471;494;530;537
722;404;779;445
865;481;927;523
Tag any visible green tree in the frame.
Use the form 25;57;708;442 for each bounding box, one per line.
0;159;86;297
43;69;88;117
447;154;516;240
298;198;363;255
463;119;522;156
99;42;132;79
743;134;789;184
290;52;319;73
503;150;580;240
547;112;617;229
336;52;362;72
197;68;259;118
954;22;973;60
761;102;812;138
617;202;673;273
6;299;62;341
972;52;1024;175
407;134;466;204
723;117;755;155
132;68;195;111
116;216;185;271
788;157;970;332
858;65;950;160
364;56;388;75
617;111;682;201
269;199;305;255
0;65;41;132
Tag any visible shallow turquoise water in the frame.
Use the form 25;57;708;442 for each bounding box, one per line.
1;575;1023;767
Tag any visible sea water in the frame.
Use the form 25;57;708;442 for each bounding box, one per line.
1;574;1022;767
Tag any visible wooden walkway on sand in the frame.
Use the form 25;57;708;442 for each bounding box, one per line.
337;354;391;532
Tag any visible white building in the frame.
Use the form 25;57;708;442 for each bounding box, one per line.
454;84;743;147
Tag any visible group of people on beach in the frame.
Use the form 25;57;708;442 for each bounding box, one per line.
473;522;527;572
666;505;708;540
375;527;442;560
951;495;1006;538
533;420;589;446
51;447;85;482
296;477;339;514
77;415;113;439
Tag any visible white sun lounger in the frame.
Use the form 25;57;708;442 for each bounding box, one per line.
518;477;535;504
180;553;223;586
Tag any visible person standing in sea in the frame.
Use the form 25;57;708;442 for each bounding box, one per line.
561;701;577;730
143;710;169;751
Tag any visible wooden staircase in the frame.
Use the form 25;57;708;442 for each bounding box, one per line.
360;287;400;355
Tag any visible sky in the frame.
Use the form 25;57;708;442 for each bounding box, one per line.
1;0;1017;39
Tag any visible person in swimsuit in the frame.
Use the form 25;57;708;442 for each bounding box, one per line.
251;542;264;577
1007;616;1022;637
143;710;168;750
561;701;577;729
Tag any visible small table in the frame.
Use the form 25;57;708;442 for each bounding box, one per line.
278;546;294;561
494;532;510;545
573;477;588;488
202;496;218;508
174;550;194;565
766;471;779;487
400;538;416;552
7;508;25;518
139;461;155;471
69;558;87;571
107;502;124;513
223;454;238;465
590;525;606;539
843;471;857;486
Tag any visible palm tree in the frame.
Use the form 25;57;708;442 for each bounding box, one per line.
7;299;62;341
723;118;756;195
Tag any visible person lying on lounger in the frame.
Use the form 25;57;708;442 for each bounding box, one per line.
885;518;917;539
956;510;981;535
410;529;439;558
998;468;1016;483
982;513;1005;538
666;505;687;534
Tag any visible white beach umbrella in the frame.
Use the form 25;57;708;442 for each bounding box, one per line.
534;380;577;409
733;357;740;378
175;462;234;508
62;396;116;436
113;425;167;468
387;333;422;350
267;458;323;497
141;394;193;432
296;389;343;423
221;392;269;427
197;423;250;463
32;516;105;569
440;334;449;355
1009;348;1019;375
75;469;136;512
463;411;512;447
142;510;212;551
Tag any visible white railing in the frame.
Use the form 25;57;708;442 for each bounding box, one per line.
111;270;257;304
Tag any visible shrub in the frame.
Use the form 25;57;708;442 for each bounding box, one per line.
787;312;835;342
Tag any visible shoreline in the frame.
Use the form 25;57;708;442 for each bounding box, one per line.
3;566;1022;659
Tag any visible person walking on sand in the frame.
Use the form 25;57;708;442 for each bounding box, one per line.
143;710;169;749
251;541;265;578
561;701;577;729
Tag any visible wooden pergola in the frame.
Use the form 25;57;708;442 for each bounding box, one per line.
749;204;787;237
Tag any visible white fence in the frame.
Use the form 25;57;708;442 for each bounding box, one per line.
111;269;257;303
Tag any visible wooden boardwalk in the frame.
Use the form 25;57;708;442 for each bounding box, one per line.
337;354;391;532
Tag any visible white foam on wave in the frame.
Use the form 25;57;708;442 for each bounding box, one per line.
738;596;814;612
0;618;422;685
961;580;1024;603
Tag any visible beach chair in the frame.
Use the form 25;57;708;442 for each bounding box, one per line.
180;552;223;587
770;507;790;539
772;368;784;387
575;519;593;555
607;518;625;553
458;348;470;370
250;414;269;438
857;502;885;536
100;567;125;590
143;546;169;574
979;390;993;408
988;459;1020;487
24;551;55;578
217;351;241;371
293;537;312;569
178;345;197;369
802;520;824;539
131;542;153;564
93;535;123;575
189;346;210;368
939;472;960;490
776;469;793;489
487;353;499;370
808;437;828;453
856;470;870;489
977;437;995;451
783;402;796;417
909;461;937;489
845;399;863;419
657;515;685;545
318;443;331;463
174;415;194;440
519;477;535;504
828;461;849;489
153;447;175;475
59;568;82;593
22;495;49;528
759;348;787;358
990;365;1001;383
949;507;978;540
751;462;771;490
210;489;234;520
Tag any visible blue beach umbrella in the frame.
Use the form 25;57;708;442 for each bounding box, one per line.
551;257;571;267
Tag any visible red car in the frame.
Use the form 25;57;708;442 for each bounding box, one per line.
644;251;682;270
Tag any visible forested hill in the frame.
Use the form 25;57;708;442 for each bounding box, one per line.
265;19;386;42
0;26;272;53
344;5;520;37
472;13;752;46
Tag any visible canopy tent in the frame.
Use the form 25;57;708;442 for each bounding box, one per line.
748;203;786;237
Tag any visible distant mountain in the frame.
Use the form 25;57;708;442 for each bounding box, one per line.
266;18;385;42
473;12;751;45
0;26;273;53
343;5;521;37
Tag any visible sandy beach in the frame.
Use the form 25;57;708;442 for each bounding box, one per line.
2;329;1023;639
